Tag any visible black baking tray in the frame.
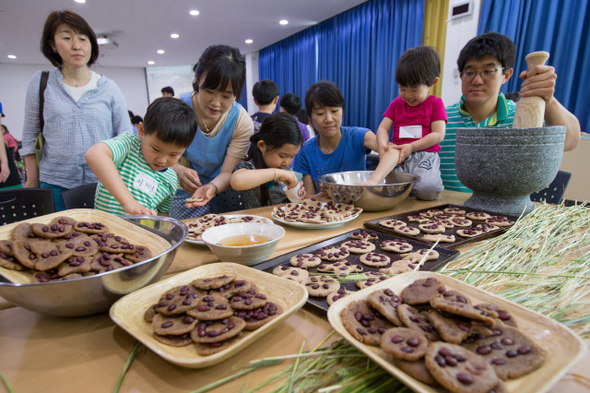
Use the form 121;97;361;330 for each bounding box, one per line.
254;228;460;312
363;204;520;249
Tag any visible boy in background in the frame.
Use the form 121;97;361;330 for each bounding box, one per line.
85;97;197;216
251;80;279;133
279;93;310;142
161;86;175;97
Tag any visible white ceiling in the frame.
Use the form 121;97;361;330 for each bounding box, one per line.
0;0;368;68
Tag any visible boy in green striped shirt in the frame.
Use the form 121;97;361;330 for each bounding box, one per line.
86;97;197;216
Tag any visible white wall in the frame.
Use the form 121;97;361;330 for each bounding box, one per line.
440;0;482;107
245;51;260;115
0;63;148;141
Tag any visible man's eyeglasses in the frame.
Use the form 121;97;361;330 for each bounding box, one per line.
461;67;505;81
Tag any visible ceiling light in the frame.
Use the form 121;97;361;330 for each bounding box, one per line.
74;0;86;3
170;33;179;39
7;55;16;59
189;10;199;16
245;39;253;44
148;61;154;65
157;50;165;54
279;20;289;25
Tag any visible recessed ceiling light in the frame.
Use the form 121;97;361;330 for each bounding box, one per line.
148;61;154;65
7;55;16;59
170;33;179;39
279;20;289;25
189;10;199;16
245;39;253;44
74;0;86;3
157;50;165;54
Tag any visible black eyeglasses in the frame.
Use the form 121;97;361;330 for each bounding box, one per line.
461;67;505;81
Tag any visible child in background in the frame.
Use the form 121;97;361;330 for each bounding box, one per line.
369;46;447;201
85;97;198;216
251;80;280;133
279;93;311;142
231;113;305;209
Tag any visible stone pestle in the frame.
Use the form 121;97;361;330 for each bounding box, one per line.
513;51;550;128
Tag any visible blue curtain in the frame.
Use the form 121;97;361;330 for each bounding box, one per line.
238;79;248;109
259;0;424;132
479;0;590;132
258;25;319;109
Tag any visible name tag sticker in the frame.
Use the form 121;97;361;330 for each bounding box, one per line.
133;173;159;196
399;125;422;139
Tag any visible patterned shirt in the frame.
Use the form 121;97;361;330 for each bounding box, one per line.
232;160;290;209
94;133;178;215
440;93;516;193
21;68;131;189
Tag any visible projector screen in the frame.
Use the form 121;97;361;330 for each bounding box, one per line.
145;64;194;103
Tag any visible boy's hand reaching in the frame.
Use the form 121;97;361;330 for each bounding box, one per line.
177;167;202;194
185;183;217;208
122;200;156;216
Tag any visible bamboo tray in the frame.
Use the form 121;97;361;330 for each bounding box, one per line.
110;262;308;368
0;209;172;284
327;271;587;393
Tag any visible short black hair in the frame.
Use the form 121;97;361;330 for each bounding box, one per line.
193;45;246;101
280;93;302;115
457;32;516;73
161;86;175;96
41;10;99;67
304;81;345;120
143;97;198;148
128;110;134;119
395;46;441;87
131;115;143;125
252;80;279;105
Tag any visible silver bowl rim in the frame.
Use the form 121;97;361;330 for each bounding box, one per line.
318;170;420;186
0;214;188;288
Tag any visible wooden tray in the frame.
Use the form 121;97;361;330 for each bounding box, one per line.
0;209;172;284
254;229;459;312
110;262;308;368
364;204;520;249
327;271;587;393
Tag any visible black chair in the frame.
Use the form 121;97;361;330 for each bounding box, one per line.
210;188;244;214
61;183;97;209
0;188;55;225
530;170;572;204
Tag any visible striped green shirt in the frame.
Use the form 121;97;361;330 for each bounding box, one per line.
94;133;179;215
440;93;516;193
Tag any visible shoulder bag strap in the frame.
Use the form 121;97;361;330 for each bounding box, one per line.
39;71;50;134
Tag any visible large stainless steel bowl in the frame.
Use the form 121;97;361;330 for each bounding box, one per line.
319;171;419;212
0;215;187;317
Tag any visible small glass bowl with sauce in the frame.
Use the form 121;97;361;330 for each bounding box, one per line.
201;222;286;266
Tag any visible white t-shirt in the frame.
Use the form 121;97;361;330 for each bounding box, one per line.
63;71;100;101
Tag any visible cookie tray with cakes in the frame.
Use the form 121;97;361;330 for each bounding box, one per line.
327;271;586;393
253;228;459;312
110;262;308;368
363;204;520;249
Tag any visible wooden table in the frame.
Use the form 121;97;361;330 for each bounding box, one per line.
0;191;588;393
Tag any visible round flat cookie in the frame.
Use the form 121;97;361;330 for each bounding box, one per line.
28;241;75;271
379;260;417;275
195;333;243;356
430;295;497;323
394;225;421;236
192;273;237;290
237;302;283;330
456;229;484;238
316;245;350;261
57;255;93;276
400;249;439;264
379;219;406;229
355;271;393;289
401;277;446;305
466;211;491;221
317;260;363;276
214;279;258;299
93;233;136;254
474;223;500;233
359;252;391;267
420;209;444;218
450;217;473;227
350;230;379;241
58;233;99;257
367;288;404;326
289;253;322;268
144;304;158;323
73;221;109;234
326;288;352;306
186;293;233;320
380;239;413;253
397;304;440;341
340;299;394;345
303;275;340;297
31;221;73;239
444;207;466;215
381;327;430;361
407;215;430;224
153;332;193;347
418;223;446;234
341;240;376;254
152;313;198;335
420;234;456;243
485;216;515;227
427;308;471;344
272;265;309;283
124;245;152;263
474;303;517;327
229;291;268;310
154;284;205;316
191;316;246;343
395;358;439;386
425;342;499;393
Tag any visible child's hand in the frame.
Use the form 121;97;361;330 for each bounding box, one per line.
178;167;202;194
299;183;308;200
122;200;156;216
393;144;413;164
278;170;299;189
185;183;217;207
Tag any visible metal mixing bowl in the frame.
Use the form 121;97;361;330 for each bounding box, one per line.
319;171;419;211
0;215;187;317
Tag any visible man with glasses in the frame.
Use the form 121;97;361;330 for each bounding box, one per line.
440;32;581;193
